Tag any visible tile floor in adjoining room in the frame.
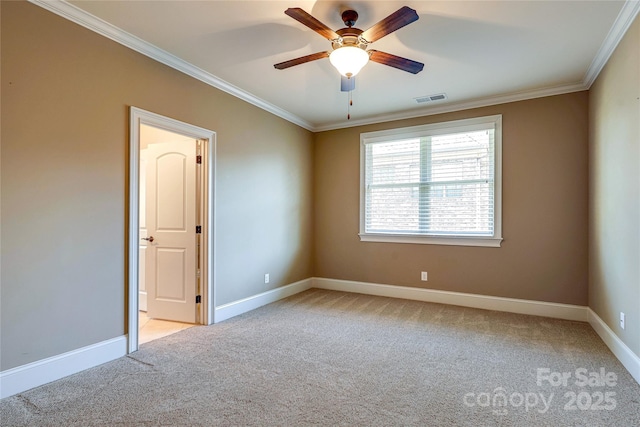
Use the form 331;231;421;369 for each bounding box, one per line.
138;311;195;344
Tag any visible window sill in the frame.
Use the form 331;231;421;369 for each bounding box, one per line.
359;233;503;247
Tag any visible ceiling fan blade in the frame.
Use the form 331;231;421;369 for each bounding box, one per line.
274;51;330;70
368;50;424;74
285;8;340;41
361;6;419;43
341;76;355;92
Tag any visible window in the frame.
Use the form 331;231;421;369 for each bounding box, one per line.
360;115;502;247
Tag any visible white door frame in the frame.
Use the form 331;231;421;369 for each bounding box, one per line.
128;107;216;353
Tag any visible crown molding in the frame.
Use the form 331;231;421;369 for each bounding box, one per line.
583;0;640;88
313;82;587;132
28;0;315;132
29;0;639;133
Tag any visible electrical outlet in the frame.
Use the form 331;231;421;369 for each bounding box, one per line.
620;312;625;330
421;271;428;281
264;273;270;284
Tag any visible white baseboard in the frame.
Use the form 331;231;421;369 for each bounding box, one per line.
312;277;589;322
0;336;127;399
588;309;640;384
214;278;313;323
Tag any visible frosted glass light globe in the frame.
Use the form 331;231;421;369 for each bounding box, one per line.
329;46;369;77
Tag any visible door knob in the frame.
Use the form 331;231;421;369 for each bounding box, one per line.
141;236;154;242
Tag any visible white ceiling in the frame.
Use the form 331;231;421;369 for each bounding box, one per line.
39;1;639;131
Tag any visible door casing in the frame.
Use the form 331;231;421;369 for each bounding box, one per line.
128;107;216;353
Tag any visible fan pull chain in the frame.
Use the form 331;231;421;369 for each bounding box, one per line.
347;90;353;120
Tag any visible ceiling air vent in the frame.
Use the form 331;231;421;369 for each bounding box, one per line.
415;93;448;104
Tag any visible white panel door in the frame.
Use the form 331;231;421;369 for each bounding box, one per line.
139;149;148;312
146;140;197;323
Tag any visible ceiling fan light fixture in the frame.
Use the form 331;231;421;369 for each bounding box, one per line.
329;46;369;77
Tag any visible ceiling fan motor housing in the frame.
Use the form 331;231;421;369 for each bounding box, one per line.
334;10;369;50
333;27;368;50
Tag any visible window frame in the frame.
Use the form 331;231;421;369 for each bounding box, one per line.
359;115;503;248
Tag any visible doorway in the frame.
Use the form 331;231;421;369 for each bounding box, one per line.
128;107;216;353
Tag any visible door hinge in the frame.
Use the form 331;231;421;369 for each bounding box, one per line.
196;155;202;164
197;269;201;278
195;295;201;304
196;225;202;234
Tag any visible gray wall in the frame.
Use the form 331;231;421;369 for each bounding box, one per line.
0;1;314;371
589;14;640;357
314;93;589;305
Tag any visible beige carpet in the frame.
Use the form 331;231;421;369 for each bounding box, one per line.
1;289;639;426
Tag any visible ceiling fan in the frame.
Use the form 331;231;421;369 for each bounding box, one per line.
274;6;424;79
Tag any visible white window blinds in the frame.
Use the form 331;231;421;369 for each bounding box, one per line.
360;115;502;246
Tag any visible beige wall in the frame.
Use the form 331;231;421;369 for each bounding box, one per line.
3;0;635;376
0;2;314;370
589;15;640;357
314;92;589;305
